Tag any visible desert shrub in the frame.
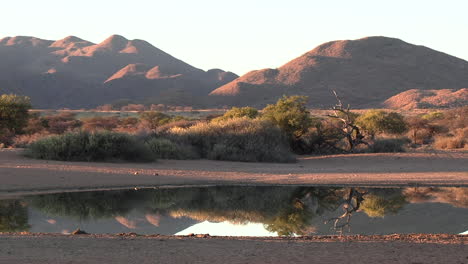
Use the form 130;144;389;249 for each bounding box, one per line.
0;94;31;145
120;117;139;127
81;116;120;131
212;107;259;122
23;112;46;134
121;104;146;112
421;111;444;121
0;94;31;134
167;118;295;162
41;113;82;134
433;134;466;149
369;137;409;153
438;106;468;131
262;95;313;139
139;111;184;130
156;120;198;133
114;117;141;133
12;133;52;148
292;118;347;154
356;110;407;138
146;138;199;159
27;131;154;162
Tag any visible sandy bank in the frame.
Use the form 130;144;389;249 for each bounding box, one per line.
0;149;467;196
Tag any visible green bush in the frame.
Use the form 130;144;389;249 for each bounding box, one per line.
212;107;259;122
167;118;295;162
369;138;409;153
27;131;154;162
356;110;407;138
261;95;313;138
146;138;199;159
0;94;31;146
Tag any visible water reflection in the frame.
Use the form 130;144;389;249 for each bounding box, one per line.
0;186;467;236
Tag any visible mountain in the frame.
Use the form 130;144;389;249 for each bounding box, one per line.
0;35;237;108
209;37;468;108
383;88;468;110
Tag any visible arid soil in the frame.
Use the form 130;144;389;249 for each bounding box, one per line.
1;149;467;263
1;149;467;196
0;234;466;264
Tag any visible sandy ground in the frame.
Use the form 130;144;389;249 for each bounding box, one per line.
0;149;467;196
1;149;467;263
0;234;466;264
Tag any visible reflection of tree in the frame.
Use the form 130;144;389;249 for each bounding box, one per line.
326;188;408;234
23;186;465;237
361;192;407;218
146;186;343;236
264;199;312;236
264;187;342;236
0;200;30;232
147;186;298;224
27;191;141;220
325;188;366;234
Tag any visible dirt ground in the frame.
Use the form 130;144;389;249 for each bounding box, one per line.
0;149;467;263
0;234;466;264
0;149;467;196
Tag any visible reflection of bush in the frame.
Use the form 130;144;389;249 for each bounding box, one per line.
148;187;342;236
264;199;312;236
404;187;468;208
361;191;407;218
149;187;298;224
27;191;141;220
0;200;29;232
23;186;467;236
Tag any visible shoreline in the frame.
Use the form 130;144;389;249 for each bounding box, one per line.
1;149;467;262
1;149;467;197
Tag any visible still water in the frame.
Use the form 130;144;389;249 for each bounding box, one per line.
1;186;467;236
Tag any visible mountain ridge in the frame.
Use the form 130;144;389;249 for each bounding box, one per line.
210;36;468;108
0;34;238;108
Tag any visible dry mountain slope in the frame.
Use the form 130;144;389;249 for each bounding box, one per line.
209;36;468;108
383;88;468;110
0;35;237;108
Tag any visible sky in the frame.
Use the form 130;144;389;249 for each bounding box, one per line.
1;0;467;75
175;221;277;236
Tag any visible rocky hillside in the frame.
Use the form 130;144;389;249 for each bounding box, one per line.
0;35;237;108
383;88;468;109
209;37;468;108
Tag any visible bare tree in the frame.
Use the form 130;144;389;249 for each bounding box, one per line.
325;188;367;234
327;91;368;152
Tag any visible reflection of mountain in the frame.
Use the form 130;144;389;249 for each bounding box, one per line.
2;186;467;236
28;208;197;235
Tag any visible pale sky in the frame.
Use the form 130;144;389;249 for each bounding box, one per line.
175;221;278;236
1;0;467;75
